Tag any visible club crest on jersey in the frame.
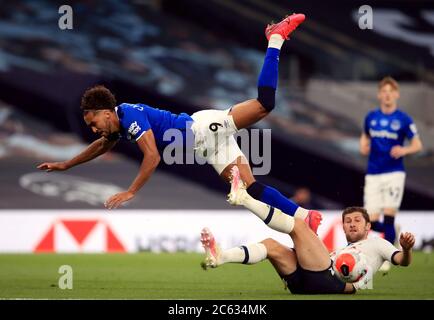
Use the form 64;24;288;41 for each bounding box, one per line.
390;120;401;131
380;119;389;127
128;121;141;137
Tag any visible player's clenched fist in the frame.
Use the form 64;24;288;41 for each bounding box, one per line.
37;162;69;172
390;145;407;159
399;232;415;251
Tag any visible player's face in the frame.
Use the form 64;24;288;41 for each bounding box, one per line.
342;212;370;243
378;84;399;108
83;110;118;138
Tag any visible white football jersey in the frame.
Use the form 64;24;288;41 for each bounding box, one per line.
331;237;400;273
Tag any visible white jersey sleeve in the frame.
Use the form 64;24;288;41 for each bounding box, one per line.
339;237;401;273
373;237;400;265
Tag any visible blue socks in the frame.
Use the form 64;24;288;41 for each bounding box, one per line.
258;48;280;89
383;216;396;244
371;221;384;233
257;48;280;111
247;181;299;216
371;217;396;244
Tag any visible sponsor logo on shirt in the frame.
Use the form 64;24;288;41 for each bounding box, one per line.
380;119;389;127
369;129;398;139
370;119;377;126
128;121;141;136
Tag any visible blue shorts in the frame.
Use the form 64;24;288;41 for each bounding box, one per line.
281;261;346;294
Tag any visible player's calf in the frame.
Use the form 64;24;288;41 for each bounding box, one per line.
257;14;305;112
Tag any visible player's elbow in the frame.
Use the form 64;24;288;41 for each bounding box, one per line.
412;137;423;153
416;140;423;153
150;152;161;168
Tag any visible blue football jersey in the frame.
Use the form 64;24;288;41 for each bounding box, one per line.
115;103;193;148
364;108;418;174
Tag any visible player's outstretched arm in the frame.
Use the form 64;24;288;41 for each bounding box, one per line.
104;130;160;209
37;137;117;172
393;232;415;266
359;133;371;156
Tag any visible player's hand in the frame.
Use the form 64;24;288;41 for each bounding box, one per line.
353;266;373;291
399;232;415;251
390;145;407;159
37;162;68;172
104;191;135;209
360;145;370;156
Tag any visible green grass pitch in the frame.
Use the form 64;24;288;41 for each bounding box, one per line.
0;252;433;299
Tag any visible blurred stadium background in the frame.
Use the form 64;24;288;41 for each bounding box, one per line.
0;0;433;299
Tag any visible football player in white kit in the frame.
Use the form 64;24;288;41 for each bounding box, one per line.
200;166;415;294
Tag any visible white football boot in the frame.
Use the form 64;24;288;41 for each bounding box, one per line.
227;166;248;206
200;227;221;270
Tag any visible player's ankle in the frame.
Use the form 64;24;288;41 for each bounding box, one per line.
268;34;284;49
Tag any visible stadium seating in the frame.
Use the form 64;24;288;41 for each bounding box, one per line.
0;0;432;208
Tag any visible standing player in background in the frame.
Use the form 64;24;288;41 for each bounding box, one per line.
359;77;422;272
37;14;321;232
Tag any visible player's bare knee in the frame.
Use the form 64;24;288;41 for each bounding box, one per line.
220;166;233;183
241;174;256;188
293;217;309;233
261;238;280;257
261;238;277;247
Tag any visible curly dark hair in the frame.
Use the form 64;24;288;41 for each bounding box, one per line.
80;85;116;112
342;206;370;223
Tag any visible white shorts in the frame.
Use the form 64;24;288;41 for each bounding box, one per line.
191;109;245;174
363;171;406;214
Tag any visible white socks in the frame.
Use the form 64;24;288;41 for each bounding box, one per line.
295;207;309;220
240;190;295;234
268;34;285;50
219;243;267;265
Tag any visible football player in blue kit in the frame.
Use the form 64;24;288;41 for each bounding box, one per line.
37;14;322;233
359;77;423;271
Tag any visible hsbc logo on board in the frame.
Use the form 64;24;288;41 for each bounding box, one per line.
34;219;126;253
